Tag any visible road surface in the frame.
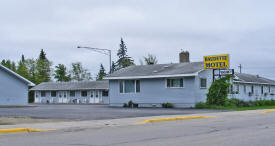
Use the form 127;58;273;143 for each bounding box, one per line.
1;110;275;146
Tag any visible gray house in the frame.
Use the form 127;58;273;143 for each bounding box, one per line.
30;81;109;104
105;51;275;108
0;64;35;105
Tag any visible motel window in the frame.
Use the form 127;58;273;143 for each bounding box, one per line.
244;85;246;93
167;78;184;88
269;86;271;93
70;91;75;97
36;91;39;97
119;80;140;93
251;85;254;94
261;86;264;94
41;91;46;97
102;90;109;96
81;91;87;97
200;78;207;88
51;91;56;97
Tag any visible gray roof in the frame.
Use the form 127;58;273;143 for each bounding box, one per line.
234;73;275;85
105;62;204;79
30;81;109;91
0;64;35;86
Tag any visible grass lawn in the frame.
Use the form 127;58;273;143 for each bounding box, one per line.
197;105;275;111
0;122;12;125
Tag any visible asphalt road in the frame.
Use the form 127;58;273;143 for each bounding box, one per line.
1;110;275;146
0;104;224;120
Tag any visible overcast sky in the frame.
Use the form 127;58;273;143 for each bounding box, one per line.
0;0;275;79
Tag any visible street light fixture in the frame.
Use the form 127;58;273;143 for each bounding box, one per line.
77;46;112;74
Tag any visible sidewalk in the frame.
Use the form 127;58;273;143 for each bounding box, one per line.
0;109;272;133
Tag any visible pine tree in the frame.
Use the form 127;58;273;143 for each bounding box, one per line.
36;49;52;84
111;61;117;73
54;64;71;82
39;49;47;60
143;54;158;65
96;64;107;80
25;59;37;83
16;55;29;79
116;38;135;70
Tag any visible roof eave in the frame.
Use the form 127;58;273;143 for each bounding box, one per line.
233;81;275;86
104;73;199;80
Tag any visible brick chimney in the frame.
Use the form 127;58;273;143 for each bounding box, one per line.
179;51;190;63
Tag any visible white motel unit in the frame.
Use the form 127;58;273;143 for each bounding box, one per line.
30;81;109;104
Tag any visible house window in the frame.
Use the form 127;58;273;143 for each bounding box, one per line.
51;91;56;97
200;78;207;88
41;91;46;97
119;80;140;93
251;85;254;94
102;90;109;96
261;86;264;94
70;91;75;97
244;85;246;93
236;84;239;94
229;85;233;94
81;91;87;97
167;78;184;88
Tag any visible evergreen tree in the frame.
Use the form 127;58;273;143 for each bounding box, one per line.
116;38;135;70
39;49;47;60
1;59;16;71
16;55;29;79
25;59;37;83
54;64;71;82
36;49;52;84
143;54;158;65
11;62;16;72
111;61;117;73
70;62;92;81
96;64;107;80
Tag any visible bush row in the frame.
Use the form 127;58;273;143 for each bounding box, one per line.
196;98;275;109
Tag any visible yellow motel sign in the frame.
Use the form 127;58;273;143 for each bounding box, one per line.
204;54;229;69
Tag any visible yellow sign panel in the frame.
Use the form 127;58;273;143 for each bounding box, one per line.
204;54;229;69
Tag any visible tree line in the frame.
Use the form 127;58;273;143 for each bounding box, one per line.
1;38;158;84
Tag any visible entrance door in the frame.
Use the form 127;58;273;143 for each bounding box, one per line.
94;90;100;103
58;91;63;103
90;91;95;103
63;92;67;103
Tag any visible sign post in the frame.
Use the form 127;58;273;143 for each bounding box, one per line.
203;54;234;81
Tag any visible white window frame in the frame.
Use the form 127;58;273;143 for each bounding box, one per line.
166;78;184;88
119;80;140;94
200;78;207;89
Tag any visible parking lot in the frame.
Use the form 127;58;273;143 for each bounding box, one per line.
0;104;226;121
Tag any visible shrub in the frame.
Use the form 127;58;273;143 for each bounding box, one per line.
206;75;232;106
123;103;128;107
128;100;134;108
162;102;174;108
195;102;207;109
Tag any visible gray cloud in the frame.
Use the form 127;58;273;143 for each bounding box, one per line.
0;0;275;79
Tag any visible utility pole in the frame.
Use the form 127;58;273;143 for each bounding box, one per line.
77;46;112;74
238;64;242;73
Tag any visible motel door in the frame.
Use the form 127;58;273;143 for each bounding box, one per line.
58;91;67;103
94;91;100;103
90;91;95;104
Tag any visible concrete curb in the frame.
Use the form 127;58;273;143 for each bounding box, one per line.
0;128;55;134
136;115;216;124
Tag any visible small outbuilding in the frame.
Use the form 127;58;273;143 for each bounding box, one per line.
0;64;35;105
30;81;109;104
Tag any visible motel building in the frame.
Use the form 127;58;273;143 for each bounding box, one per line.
104;51;275;108
30;81;109;104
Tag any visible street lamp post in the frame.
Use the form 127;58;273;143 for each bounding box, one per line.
77;46;112;74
